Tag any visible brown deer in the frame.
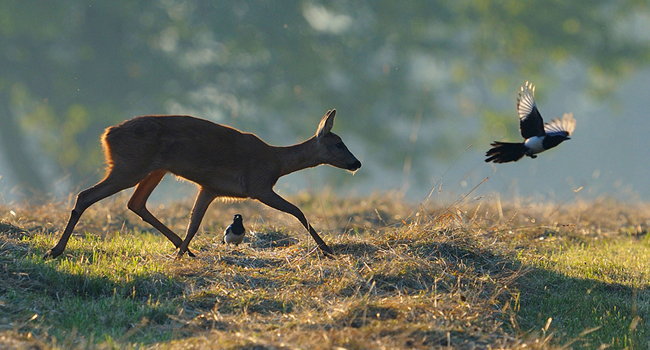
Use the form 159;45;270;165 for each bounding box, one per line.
44;109;361;259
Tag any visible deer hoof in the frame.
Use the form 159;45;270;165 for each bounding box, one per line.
319;244;335;258
43;248;62;259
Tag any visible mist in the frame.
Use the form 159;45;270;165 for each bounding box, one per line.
1;1;648;203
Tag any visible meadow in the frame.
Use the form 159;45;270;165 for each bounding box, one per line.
0;192;648;349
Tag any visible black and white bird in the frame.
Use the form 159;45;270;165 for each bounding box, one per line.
223;214;245;246
485;81;576;163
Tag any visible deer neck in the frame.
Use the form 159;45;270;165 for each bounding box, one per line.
276;137;322;177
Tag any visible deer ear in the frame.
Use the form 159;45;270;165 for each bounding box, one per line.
316;109;336;138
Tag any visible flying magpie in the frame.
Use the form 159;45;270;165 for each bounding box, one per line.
485;81;576;163
223;214;245;246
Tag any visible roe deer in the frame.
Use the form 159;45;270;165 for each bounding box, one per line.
44;109;361;259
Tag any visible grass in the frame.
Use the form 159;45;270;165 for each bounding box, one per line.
515;226;648;348
0;193;648;349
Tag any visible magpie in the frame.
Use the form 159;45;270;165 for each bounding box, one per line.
485;81;576;163
223;214;245;246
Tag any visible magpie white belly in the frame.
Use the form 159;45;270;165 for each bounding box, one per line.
524;136;545;154
224;233;244;245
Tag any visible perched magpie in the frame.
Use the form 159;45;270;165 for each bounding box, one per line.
485;81;576;163
223;214;245;246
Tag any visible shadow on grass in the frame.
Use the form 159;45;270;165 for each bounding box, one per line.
3;250;184;301
331;242;379;257
515;267;648;349
0;233;186;345
423;239;648;349
332;237;647;349
249;230;299;249
219;254;283;269
1;226;647;349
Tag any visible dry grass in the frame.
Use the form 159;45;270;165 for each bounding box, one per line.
0;192;648;349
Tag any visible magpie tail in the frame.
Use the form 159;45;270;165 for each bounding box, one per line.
485;141;527;163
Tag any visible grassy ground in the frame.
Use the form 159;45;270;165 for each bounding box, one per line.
0;192;648;349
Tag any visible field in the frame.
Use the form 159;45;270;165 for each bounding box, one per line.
0;192;648;349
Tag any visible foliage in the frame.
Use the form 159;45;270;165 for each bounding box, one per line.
1;1;649;194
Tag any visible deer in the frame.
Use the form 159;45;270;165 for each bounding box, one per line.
44;109;361;259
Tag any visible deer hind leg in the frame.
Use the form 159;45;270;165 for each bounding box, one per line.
127;170;196;257
256;191;334;256
177;188;215;258
44;169;144;259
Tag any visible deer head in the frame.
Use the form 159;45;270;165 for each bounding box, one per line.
315;109;362;172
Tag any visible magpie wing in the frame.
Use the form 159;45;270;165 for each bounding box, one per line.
517;81;546;139
544;113;576;137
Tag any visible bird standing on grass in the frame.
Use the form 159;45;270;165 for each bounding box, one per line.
485;81;576;163
223;214;245;246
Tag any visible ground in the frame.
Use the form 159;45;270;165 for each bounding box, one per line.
0;192;648;349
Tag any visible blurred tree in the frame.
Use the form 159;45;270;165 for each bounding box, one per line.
0;2;188;194
0;0;648;196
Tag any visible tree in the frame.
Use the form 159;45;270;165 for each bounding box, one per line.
1;1;648;197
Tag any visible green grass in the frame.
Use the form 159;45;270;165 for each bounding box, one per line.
0;194;648;349
516;237;649;349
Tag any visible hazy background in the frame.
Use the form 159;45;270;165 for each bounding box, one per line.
1;1;649;204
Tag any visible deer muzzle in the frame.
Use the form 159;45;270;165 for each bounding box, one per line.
347;160;362;171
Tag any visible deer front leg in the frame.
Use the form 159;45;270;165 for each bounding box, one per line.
177;188;215;258
256;191;334;256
